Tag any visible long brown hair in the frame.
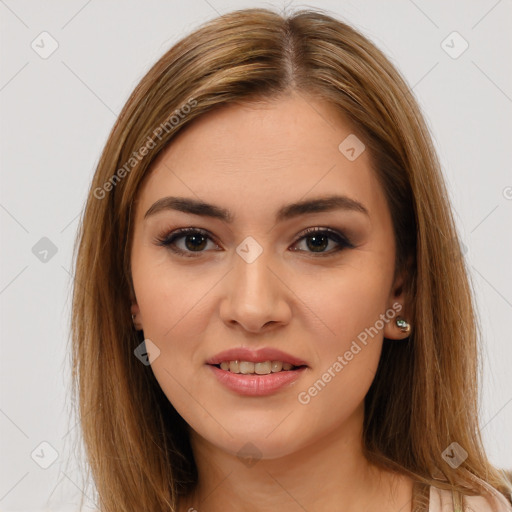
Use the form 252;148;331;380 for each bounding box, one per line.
69;6;512;511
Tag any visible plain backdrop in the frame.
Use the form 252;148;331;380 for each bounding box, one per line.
1;0;511;510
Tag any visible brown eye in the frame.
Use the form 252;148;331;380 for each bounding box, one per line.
154;228;218;257
181;232;208;251
154;226;354;258
291;227;354;256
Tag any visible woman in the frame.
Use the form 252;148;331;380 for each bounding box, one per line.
70;7;512;512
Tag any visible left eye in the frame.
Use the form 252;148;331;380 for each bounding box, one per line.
154;227;353;258
291;227;354;255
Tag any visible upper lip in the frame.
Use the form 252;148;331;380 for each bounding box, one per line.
206;347;308;367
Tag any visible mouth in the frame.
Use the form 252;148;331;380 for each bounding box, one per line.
210;360;307;375
206;347;309;372
206;347;309;396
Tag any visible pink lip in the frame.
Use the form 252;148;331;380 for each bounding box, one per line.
205;347;309;397
208;364;307;396
206;347;308;367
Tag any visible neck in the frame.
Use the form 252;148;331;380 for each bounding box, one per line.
178;405;413;512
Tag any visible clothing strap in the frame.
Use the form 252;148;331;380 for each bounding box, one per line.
413;477;512;511
452;488;464;511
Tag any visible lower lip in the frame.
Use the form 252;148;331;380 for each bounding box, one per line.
207;364;307;396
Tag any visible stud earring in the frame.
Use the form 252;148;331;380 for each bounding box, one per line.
396;316;411;335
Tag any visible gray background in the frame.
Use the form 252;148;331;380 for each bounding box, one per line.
1;0;511;510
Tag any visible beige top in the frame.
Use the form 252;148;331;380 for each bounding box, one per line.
412;481;512;512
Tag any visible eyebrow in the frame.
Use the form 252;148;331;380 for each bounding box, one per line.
143;194;370;223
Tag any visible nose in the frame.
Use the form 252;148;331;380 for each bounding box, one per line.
219;247;292;334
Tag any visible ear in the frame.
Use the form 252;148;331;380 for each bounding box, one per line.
383;266;411;341
129;286;144;332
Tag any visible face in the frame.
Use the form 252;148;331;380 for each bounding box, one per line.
129;91;407;460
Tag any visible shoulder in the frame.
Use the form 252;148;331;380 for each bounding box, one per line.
429;485;512;512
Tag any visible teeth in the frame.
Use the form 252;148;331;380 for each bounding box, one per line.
255;361;271;374
239;361;255;374
271;361;283;372
217;360;298;374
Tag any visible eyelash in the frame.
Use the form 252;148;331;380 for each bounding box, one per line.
153;226;355;258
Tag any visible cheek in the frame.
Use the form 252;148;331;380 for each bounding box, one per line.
294;269;389;411
131;257;219;411
132;251;217;343
299;258;392;349
134;268;213;430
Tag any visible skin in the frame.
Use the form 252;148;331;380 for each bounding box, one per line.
129;91;413;511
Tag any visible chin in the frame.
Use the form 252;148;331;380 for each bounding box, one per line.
189;412;317;461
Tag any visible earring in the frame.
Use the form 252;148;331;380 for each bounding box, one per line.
396;316;411;335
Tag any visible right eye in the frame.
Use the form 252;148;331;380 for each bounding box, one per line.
154;227;220;258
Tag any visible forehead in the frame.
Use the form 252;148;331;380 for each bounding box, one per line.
134;94;387;224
